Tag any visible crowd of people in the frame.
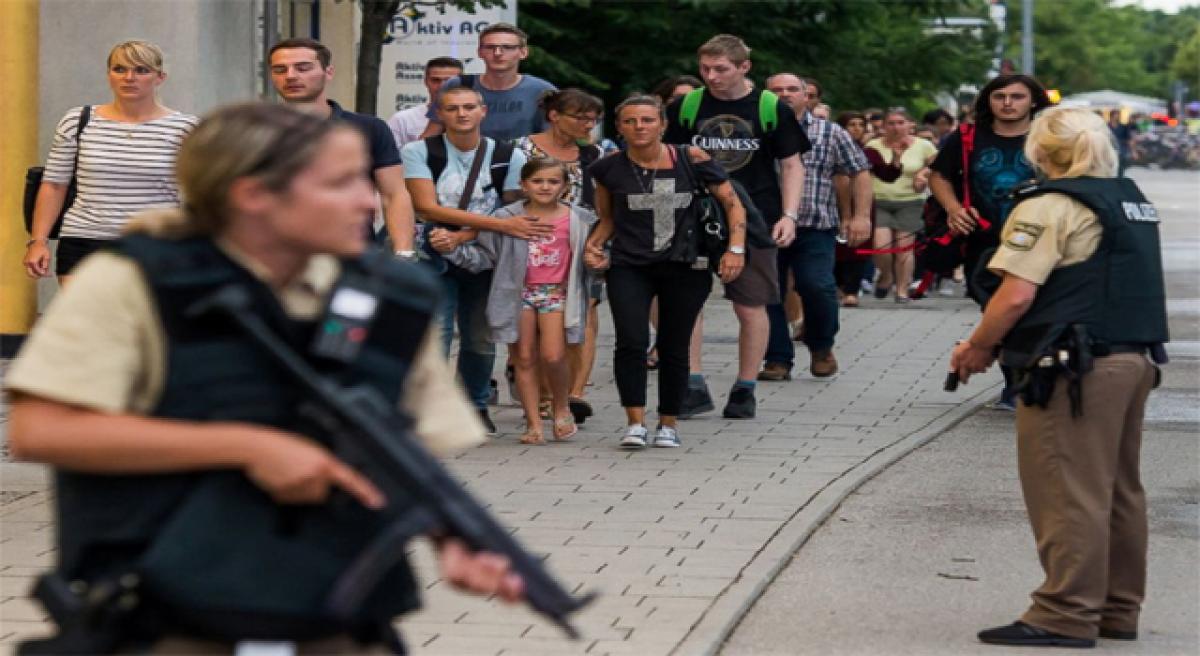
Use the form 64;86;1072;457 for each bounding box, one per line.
9;26;1168;654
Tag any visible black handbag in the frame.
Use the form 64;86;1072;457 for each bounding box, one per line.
674;145;773;271
23;105;91;239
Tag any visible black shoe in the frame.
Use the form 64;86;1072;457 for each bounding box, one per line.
1098;627;1137;640
678;382;715;419
478;409;497;436
568;397;593;425
977;621;1095;648
487;378;500;406
722;385;756;419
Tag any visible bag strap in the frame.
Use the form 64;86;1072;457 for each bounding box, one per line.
673;145;708;199
73;105;92;174
457;138;489;211
487;139;515;195
960;123;975;209
424;135;448;183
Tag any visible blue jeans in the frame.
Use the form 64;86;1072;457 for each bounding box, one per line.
765;228;839;366
434;267;496;409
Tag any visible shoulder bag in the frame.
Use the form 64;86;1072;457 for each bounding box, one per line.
23;105;92;239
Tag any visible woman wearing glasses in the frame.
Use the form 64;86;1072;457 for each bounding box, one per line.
23;40;198;284
512;88;608;423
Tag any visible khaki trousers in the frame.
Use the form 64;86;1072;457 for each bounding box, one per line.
1015;353;1156;639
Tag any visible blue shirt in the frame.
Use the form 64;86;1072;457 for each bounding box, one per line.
401;136;526;215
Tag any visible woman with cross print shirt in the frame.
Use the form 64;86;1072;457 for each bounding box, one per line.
586;95;745;450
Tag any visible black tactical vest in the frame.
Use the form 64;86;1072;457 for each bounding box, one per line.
1000;177;1168;366
53;235;442;640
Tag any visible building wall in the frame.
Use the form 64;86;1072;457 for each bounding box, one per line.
37;0;259;154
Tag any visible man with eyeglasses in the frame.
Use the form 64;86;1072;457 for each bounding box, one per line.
268;38;416;257
424;23;556;143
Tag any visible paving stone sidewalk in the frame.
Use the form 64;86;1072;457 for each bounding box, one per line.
0;290;998;654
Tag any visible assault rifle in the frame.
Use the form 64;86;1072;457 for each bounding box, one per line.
194;284;595;639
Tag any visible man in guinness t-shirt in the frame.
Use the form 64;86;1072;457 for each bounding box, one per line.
664;34;809;419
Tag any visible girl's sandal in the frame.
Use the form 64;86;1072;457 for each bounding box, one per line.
519;429;545;445
552;416;578;441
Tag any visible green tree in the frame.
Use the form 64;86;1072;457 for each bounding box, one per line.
520;0;993;120
1171;25;1200;94
1004;0;1199;98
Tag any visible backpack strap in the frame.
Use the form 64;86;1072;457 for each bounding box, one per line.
960;123;976;209
487;139;515;197
757;90;778;133
423;135;448;183
679;88;705;130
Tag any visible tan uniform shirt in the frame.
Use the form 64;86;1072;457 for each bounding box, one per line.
988;192;1103;284
6;244;483;455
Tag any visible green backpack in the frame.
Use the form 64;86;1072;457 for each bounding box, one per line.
678;87;780;133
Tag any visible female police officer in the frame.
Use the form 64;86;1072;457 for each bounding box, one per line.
950;106;1167;648
6;103;522;653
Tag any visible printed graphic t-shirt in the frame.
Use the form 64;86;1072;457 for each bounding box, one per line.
931;125;1035;232
664;88;810;221
401;136;526;215
589;148;728;267
525;212;571;285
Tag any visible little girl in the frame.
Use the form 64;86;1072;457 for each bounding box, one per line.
434;158;595;444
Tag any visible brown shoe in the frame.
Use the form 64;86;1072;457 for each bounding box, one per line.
757;362;792;381
810;350;838;377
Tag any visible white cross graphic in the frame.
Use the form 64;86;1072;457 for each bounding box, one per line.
627;178;693;251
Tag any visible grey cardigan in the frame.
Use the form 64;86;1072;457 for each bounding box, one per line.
444;201;596;345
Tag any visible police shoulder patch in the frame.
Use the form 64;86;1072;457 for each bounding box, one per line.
1004;221;1044;251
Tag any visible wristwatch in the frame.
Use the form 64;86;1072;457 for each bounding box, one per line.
394;249;417;261
783;210;800;222
728;245;746;255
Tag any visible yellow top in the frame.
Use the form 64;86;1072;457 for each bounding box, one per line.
866;137;938;202
6;241;483;456
987;192;1103;285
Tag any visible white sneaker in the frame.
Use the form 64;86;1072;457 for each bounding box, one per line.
620;424;648;449
653;425;681;448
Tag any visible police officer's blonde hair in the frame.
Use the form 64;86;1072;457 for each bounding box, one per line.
128;103;343;237
1025;107;1118;179
107;40;166;73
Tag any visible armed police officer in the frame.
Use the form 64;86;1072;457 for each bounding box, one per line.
6;103;524;654
950;107;1168;649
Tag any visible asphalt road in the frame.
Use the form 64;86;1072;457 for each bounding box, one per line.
720;168;1200;656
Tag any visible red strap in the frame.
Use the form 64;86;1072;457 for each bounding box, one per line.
960;123;975;209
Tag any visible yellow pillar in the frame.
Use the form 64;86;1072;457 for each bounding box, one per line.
0;0;39;340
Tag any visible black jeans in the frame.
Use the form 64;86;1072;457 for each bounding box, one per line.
607;262;711;415
834;259;867;296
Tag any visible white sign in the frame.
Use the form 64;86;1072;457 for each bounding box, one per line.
373;1;517;117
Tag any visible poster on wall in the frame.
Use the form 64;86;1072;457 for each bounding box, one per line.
373;1;517;117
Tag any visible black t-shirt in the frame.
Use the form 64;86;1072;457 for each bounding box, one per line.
930;125;1035;236
664;88;810;221
589;148;728;267
328;100;402;172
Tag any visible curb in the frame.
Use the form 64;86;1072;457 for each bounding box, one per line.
672;380;1002;656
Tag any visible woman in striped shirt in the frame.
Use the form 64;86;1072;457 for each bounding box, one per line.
24;40;198;283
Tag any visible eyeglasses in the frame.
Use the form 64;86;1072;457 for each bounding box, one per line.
479;44;522;54
563;113;599;124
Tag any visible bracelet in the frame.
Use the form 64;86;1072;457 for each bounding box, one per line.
25;238;48;247
728;245;746;255
782;210;799;222
394;249;417;260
